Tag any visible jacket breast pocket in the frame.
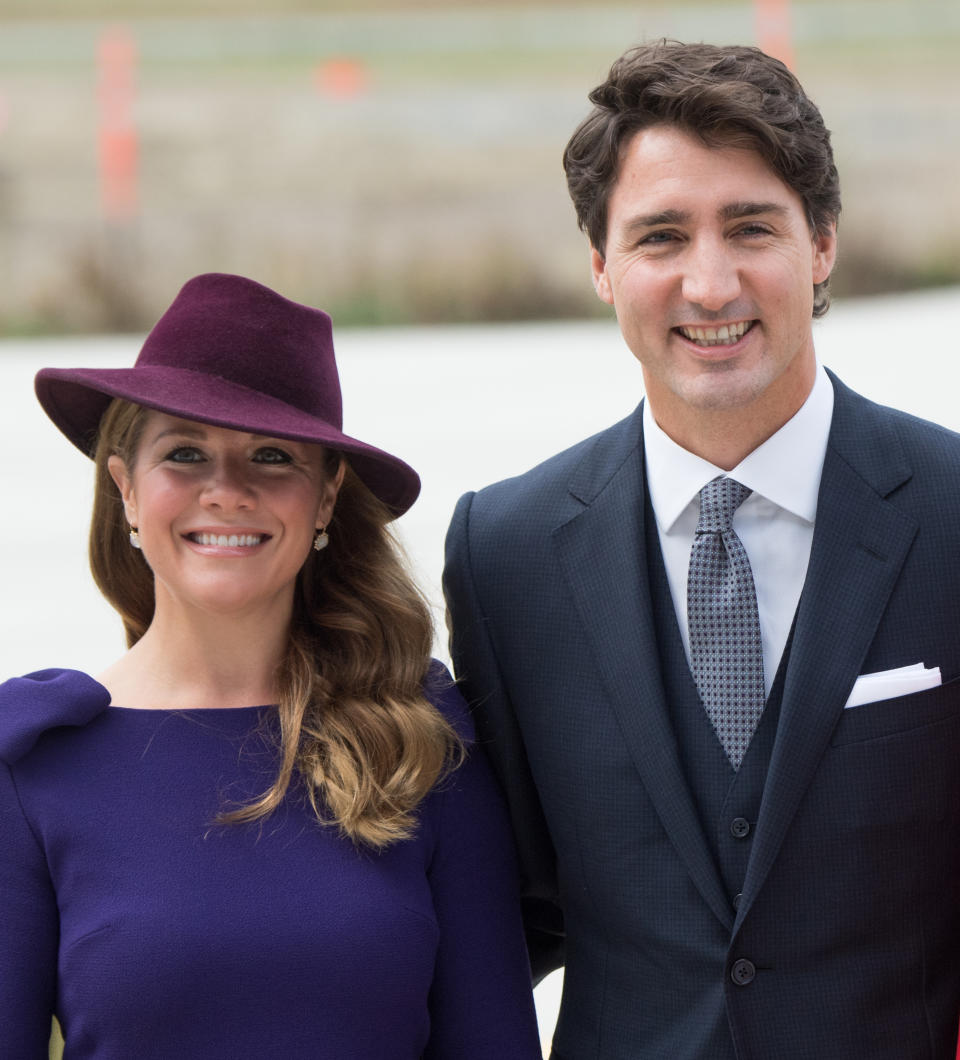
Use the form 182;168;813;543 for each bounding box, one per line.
830;675;960;747
818;676;960;829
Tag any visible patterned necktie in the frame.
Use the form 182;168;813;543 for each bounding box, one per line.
687;476;765;770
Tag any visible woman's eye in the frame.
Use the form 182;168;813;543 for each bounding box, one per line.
254;447;293;465
164;446;203;463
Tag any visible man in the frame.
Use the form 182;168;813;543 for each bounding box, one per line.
444;40;960;1059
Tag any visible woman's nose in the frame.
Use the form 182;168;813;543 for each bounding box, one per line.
199;460;257;510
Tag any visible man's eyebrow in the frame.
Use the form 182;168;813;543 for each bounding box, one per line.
622;209;691;233
719;201;790;222
620;202;789;234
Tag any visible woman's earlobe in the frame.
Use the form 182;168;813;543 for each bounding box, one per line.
107;454;137;524
322;460;346;523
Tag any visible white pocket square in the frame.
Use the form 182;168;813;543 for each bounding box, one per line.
843;662;942;709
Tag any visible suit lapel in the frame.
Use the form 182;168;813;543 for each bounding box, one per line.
738;375;918;923
553;405;734;931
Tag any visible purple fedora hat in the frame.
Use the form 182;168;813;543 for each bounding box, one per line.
35;273;420;515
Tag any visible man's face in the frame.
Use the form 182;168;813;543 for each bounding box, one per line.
591;124;836;443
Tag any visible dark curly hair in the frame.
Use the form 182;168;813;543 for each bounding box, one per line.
563;40;841;316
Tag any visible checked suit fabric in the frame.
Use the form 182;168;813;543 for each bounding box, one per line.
687;476;766;770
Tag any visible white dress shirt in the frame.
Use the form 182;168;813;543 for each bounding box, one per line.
643;366;835;697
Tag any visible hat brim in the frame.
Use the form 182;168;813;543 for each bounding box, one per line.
35;366;421;516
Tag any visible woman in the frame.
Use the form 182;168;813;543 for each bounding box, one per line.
0;273;541;1058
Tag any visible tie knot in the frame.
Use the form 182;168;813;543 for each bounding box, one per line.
696;476;751;534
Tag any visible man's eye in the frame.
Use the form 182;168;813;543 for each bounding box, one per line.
254;447;293;465
640;231;677;246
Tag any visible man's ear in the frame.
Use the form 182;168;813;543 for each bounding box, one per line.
812;222;838;285
107;454;138;527
590;245;615;306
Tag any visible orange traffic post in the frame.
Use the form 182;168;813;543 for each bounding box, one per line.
755;0;795;69
314;58;369;99
97;26;138;221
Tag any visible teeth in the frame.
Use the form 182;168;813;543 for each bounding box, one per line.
679;321;752;346
193;533;262;547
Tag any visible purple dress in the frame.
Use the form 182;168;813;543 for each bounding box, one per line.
0;665;541;1059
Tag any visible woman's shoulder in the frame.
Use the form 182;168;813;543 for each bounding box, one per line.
0;668;111;765
423;658;475;744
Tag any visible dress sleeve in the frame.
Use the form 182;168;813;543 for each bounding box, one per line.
423;677;542;1059
0;762;58;1058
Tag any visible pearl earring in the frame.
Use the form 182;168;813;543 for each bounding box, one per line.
313;527;329;552
129;527;142;550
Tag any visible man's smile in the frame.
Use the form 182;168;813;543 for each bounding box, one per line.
675;320;756;347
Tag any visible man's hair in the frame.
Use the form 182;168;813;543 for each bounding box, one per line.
563;40;841;316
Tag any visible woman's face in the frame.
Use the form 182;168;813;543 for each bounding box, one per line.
108;412;343;622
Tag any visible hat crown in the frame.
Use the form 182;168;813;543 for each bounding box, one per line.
140;273;343;429
34;272;422;515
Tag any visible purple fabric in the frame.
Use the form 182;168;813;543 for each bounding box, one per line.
0;665;541;1059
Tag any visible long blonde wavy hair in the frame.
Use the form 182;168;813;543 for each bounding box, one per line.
89;398;462;848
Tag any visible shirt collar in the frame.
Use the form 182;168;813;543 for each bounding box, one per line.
644;364;834;533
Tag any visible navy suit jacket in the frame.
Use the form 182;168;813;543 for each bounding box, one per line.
443;372;960;1059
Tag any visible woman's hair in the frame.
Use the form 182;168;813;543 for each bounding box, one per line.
563;40;841;317
90;398;461;849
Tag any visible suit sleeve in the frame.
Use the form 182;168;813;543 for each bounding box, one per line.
443;492;565;983
424;676;542;1059
0;762;58;1058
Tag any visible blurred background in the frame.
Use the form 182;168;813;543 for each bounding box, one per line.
0;0;958;335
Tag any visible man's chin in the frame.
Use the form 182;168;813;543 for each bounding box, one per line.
673;372;771;414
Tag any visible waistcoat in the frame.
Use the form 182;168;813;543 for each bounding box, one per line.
642;487;795;1057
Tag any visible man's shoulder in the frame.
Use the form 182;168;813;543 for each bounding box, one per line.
463;406;643;529
831;372;960;470
826;375;960;534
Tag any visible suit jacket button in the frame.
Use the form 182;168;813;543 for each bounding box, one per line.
732;892;742;910
730;817;751;839
731;959;756;986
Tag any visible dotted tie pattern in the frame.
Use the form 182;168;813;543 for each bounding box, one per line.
687;476;765;770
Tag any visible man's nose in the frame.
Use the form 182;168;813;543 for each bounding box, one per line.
680;238;742;312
